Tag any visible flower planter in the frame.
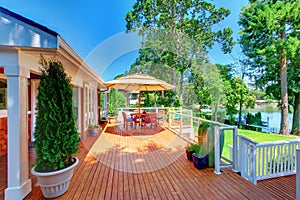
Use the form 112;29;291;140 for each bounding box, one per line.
31;157;79;198
186;149;195;161
192;153;208;170
108;116;117;124
89;129;99;136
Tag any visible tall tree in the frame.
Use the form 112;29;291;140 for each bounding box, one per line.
126;0;234;102
239;0;300;134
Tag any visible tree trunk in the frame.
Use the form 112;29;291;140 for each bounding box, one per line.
179;70;184;102
279;50;289;135
171;68;177;107
238;100;242;127
279;28;289;135
291;93;300;135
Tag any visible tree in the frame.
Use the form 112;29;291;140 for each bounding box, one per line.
126;0;234;102
223;78;255;125
34;56;78;172
289;60;300;135
239;0;300;134
108;88;118;116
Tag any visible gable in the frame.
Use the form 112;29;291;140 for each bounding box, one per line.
0;7;58;48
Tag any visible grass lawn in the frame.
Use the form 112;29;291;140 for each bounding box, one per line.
222;129;299;161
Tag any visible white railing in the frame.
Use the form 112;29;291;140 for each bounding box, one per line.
214;126;238;175
168;108;238;172
238;135;300;184
118;107;167;122
168;108;194;141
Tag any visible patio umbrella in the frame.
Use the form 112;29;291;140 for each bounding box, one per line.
104;73;175;114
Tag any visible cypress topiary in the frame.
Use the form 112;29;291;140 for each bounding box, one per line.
34;56;79;172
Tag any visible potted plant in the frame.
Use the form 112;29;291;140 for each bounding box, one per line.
185;143;198;161
88;124;100;136
192;144;208;170
31;56;79;198
99;117;108;129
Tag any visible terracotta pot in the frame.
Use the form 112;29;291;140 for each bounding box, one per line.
108;116;117;124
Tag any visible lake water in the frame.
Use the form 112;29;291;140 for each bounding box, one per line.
249;103;293;132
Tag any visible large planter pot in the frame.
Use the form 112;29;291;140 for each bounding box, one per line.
108;116;117;124
31;157;79;198
89;129;100;136
208;129;224;167
192;153;208;170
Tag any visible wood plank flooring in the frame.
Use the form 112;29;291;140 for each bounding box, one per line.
0;124;297;199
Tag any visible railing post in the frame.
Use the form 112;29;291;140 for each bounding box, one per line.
297;149;300;200
169;110;172;128
190;115;194;140
214;126;221;174
233;126;239;172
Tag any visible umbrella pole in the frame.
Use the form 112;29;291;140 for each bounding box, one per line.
138;92;141;115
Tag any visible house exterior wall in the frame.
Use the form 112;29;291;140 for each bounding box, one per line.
0;6;105;198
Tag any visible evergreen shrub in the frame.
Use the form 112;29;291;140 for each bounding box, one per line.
34;56;79;172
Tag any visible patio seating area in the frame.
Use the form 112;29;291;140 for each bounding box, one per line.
0;124;297;199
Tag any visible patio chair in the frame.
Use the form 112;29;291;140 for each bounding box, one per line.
157;110;165;125
141;113;152;128
122;112;135;129
149;112;158;127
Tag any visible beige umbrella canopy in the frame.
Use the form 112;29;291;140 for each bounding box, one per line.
104;73;175;114
104;73;175;91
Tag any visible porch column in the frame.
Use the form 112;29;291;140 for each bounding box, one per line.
4;65;31;200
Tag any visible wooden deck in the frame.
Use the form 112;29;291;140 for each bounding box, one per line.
0;124;297;199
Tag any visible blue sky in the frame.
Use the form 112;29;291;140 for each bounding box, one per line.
1;0;248;81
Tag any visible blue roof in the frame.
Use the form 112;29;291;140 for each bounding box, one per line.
0;6;58;37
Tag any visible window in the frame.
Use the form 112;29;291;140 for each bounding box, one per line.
0;78;7;110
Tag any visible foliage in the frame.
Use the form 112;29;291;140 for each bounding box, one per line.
126;0;234;102
186;143;199;152
244;112;263;131
224;78;255;124
193;144;208;157
34;56;79;172
108;88;118;116
156;90;181;107
116;91;126;108
239;0;300;134
88;124;100;129
190;62;225;122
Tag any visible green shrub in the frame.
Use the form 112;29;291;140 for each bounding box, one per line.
34;56;79;172
186;143;199;152
88;124;100;129
191;144;208;157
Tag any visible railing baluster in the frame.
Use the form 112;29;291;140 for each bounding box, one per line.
262;147;265;176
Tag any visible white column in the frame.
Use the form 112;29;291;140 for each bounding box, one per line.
296;149;300;200
214;126;221;175
4;65;31;200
